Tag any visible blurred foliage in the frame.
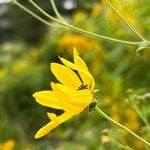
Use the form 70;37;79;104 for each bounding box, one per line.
0;0;150;150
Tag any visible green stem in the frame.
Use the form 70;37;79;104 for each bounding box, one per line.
27;0;143;46
50;0;66;22
104;0;145;41
95;106;150;147
12;0;64;28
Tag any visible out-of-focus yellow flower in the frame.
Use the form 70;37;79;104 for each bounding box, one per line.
133;140;145;150
105;0;138;25
91;48;106;77
0;140;15;150
118;7;137;25
58;34;99;55
125;120;140;131
111;113;121;122
116;29;127;37
73;11;86;23
0;68;6;78
103;96;112;106
124;108;140;131
33;48;96;139
125;108;138;121
12;60;30;75
111;0;119;4
91;3;102;17
111;103;120;113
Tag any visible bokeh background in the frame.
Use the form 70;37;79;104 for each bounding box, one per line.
0;0;150;149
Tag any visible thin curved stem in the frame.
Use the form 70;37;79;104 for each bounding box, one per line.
12;0;64;28
95;106;150;147
50;0;66;23
27;0;143;46
28;0;62;22
104;0;145;41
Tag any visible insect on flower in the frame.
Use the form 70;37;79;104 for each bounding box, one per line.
33;48;97;139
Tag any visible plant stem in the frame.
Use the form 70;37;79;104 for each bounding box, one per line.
12;0;64;28
50;0;66;22
104;0;145;41
26;0;143;46
95;106;150;147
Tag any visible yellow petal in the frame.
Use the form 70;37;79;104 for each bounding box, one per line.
60;57;95;90
47;113;57;121
35;112;73;139
59;57;89;77
74;55;91;88
35;120;57;139
73;47;79;56
51;63;81;89
73;47;89;71
69;89;93;108
74;48;95;90
33;91;62;109
51;83;83;113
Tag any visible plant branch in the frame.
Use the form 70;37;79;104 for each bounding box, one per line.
12;0;64;28
95;106;150;147
25;0;144;45
104;0;145;41
50;0;66;23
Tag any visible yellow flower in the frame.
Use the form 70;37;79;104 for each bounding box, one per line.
58;34;99;55
73;11;86;22
91;3;102;17
111;113;121;122
33;48;96;139
103;96;112;106
0;140;15;150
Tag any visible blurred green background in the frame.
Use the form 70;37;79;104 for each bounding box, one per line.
0;0;150;149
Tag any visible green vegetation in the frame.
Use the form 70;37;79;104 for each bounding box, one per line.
0;0;150;149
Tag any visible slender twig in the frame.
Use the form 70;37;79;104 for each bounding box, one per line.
95;106;150;147
12;0;149;47
25;0;143;46
50;0;66;23
12;0;64;28
104;0;145;41
28;0;60;22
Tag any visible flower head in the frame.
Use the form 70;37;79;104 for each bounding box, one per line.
33;48;96;139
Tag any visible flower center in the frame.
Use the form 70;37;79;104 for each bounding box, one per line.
77;84;88;90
